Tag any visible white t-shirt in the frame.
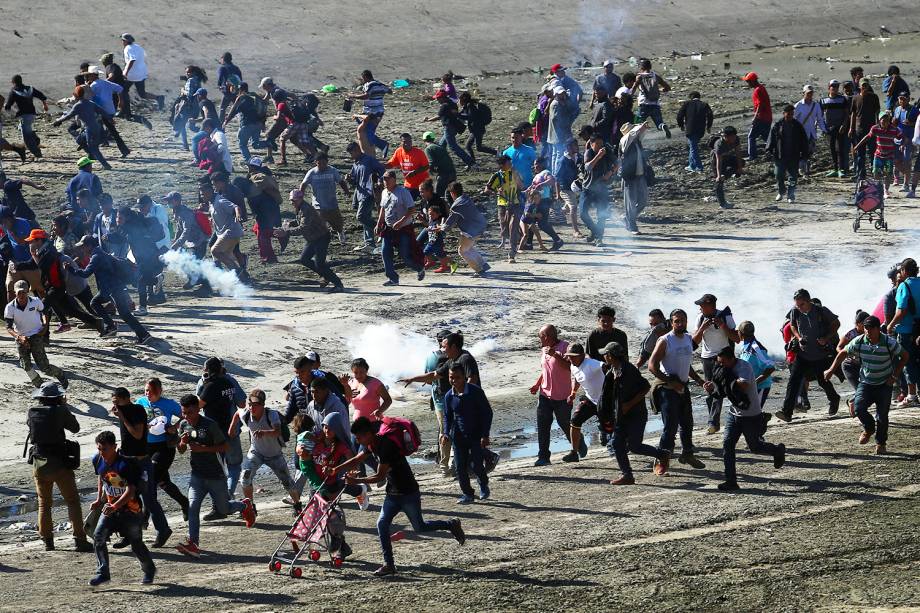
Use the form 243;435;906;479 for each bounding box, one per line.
572;357;605;404
698;312;736;358
614;86;631;100
4;296;44;336
123;43;149;82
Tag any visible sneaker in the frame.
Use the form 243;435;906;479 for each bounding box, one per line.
875;443;887;454
141;116;153;130
774;410;792;423
561;450;580;463
533;458;551;467
685;165;695;172
241;498;256;527
786;196;795;203
354;244;372;253
292;502;303;517
175;538;201;559
151;527;172;548
456;494;475;504
662;124;672;139
281;495;296;506
100;324;118;337
773;443;786;469
372;246;382;255
356;484;370;511
678;453;705;469
858;430;872;445
717;481;740;492
610;475;636;485
382;279;399;287
156;95;166;111
202;509;227;521
54;324;72;334
132;307;148;316
478;486;490;501
706;425;719;435
137;333;153;345
896;395;918;409
44;537;54;551
373;564;396;577
653;455;670;475
141;567;156;585
74;538;93;552
719;201;734;209
550;239;564;251
89;574;111;587
828;396;840;416
907;190;917;199
417;268;425;281
775;193;784;202
825;169;838;177
448;518;466;545
58;372;70;389
112;536;131;549
594;238;604;247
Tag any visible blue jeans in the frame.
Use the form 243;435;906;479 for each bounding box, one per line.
853;382;892;444
358;116;388;152
722;412;781;483
377;491;452;567
579;186;611;240
637;104;665;129
139;457;169;537
354;195;376;247
897;333;920;385
225;435;243;498
451;436;488;497
439;129;474;167
191;130;208;162
94;510;154;578
655;386;695;455
381;229;421;283
747;118;771;159
237;122;268;162
612;405;666;477
549;142;567;177
687;135;703;170
188;474;245;543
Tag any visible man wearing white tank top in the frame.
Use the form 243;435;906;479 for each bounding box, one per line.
691;294;741;435
649;309;707;474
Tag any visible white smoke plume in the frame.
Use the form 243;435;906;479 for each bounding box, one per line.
345;324;500;386
629;252;903;358
160;249;252;300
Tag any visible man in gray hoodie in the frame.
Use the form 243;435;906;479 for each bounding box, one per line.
442;182;489;277
208;190;243;272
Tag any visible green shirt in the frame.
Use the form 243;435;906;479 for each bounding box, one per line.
845;333;902;385
425;143;455;177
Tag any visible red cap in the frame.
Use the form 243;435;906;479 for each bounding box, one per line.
741;72;759;82
24;229;48;242
433;90;449;100
550;63;565;73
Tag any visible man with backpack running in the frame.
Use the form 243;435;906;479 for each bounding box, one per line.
825;315;907;454
223;81;271;163
65;235;151;343
776;289;841;422
631;59;671;138
230;388;302;516
459;92;497;165
691;294;740;434
334;415;466;577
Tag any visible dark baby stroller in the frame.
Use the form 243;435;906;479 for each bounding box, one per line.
853;178;888;232
269;484;348;577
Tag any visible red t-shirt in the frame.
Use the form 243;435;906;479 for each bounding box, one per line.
386;147;430;190
869;124;900;159
753;85;772;123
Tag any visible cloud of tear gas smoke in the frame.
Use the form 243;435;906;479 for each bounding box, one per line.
160;249;252;299
345;324;500;385
572;0;636;64
629;253;902;358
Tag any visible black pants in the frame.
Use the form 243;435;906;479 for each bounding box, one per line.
782;355;839;417
219;91;235;123
826;127;849;172
136;265;161;309
299;234;342;287
100;114;130;156
44;287;100;329
525;204;562;246
465;128;497;163
149;442;189;513
91;287;148;339
701;356;725;428
73;286;95;314
452;436;488;497
434;173;456;200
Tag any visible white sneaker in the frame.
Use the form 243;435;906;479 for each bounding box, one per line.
775;194;784;202
281;495;296;506
356;484;370;511
132;307;148;316
353;244;373;253
372;246;382;255
896;395;919;409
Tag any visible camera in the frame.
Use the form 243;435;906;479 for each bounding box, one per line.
707;317;720;329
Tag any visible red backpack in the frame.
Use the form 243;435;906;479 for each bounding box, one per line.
375;416;421;456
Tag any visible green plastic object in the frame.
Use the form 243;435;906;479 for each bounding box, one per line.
392;79;410;88
321;84;338;93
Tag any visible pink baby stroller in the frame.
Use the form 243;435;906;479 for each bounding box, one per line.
268;485;347;577
853;178;887;232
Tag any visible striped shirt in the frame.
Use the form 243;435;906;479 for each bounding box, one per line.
844;334;902;385
362;80;389;115
869;124;901;159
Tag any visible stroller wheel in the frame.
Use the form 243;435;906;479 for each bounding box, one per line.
290;566;303;578
309;549;321;562
270;560;282;572
332;557;343;568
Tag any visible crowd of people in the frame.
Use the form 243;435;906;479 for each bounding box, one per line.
5;34;919;587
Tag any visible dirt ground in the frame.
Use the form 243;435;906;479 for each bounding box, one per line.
0;26;919;612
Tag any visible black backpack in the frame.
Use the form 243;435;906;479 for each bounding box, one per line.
242;408;290;445
290;102;312;124
476;102;493;126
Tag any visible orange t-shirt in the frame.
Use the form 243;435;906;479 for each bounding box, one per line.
387;147;430;189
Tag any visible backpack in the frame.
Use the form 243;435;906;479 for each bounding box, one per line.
194;209;212;236
242;408;290;445
707;134;721;150
251;94;268;122
638;73;661;103
319;370;348;405
376;415;421;456
451;114;467;135
904;281;920;337
290;101;312;124
476;102;493;126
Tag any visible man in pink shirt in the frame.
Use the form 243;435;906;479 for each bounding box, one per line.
530;324;587;466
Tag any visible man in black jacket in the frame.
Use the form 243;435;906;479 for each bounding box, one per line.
766;105;809;203
599;342;669;485
676;91;713;172
27;381;93;552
